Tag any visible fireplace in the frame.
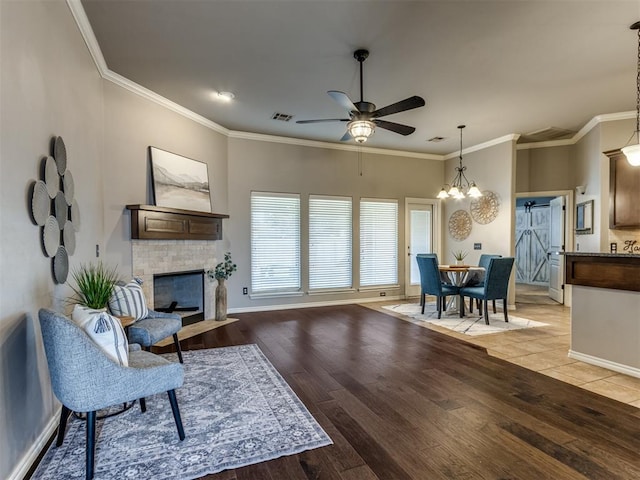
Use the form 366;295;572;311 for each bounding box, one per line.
153;270;205;326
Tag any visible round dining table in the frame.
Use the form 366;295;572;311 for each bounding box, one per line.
438;265;485;314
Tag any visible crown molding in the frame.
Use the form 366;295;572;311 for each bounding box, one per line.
228;130;443;160
66;0;638;159
66;0;229;136
443;134;520;160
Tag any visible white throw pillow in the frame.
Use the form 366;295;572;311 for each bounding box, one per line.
72;304;129;366
108;280;149;321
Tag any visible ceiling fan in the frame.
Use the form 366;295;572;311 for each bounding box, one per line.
296;49;426;143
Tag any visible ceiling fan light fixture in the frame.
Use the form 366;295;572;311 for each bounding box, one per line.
348;120;375;143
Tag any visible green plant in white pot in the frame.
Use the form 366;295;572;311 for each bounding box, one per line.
68;262;129;366
69;262;119;309
452;250;468;265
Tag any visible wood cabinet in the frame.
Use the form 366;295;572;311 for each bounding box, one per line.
126;205;229;240
605;149;640;228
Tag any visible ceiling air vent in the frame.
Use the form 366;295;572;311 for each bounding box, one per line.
271;112;294;122
428;136;446;143
519;127;575;143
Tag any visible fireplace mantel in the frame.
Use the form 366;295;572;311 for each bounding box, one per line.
126;204;229;240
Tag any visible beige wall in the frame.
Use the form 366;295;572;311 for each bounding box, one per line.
226;138;444;310
443;139;516;264
101;81;229;274
516;145;574;193
0;2;104;477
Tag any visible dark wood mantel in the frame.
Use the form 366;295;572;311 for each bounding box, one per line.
126;204;229;240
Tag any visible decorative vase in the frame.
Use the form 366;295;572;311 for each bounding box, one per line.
215;278;227;321
456;259;464;265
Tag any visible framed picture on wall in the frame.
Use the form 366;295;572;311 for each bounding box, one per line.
575;199;593;235
149;146;212;213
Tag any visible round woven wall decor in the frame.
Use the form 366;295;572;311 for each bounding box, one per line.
448;209;472;241
470;190;500;224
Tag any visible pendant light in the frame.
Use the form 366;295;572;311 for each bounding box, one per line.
622;21;640;167
437;125;482;199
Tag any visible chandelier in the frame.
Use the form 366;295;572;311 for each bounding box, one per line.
347;119;375;143
437;125;482;199
622;21;640;167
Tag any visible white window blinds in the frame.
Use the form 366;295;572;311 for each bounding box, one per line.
360;199;398;287
309;195;352;290
251;192;301;293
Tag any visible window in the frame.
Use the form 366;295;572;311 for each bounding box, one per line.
251;192;301;294
360;199;398;287
309;195;352;290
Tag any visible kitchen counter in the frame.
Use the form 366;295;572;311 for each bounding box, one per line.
565;253;640;378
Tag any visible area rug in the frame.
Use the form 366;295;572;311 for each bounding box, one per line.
32;345;332;480
155;318;239;346
382;303;548;336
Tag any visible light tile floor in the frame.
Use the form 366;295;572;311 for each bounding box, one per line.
366;299;640;409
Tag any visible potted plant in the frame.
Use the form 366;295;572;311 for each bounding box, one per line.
207;252;237;321
69;261;119;310
452;250;468;265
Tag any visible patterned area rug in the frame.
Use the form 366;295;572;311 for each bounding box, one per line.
33;345;332;479
383;303;548;336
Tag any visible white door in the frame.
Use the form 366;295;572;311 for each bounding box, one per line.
405;202;433;297
548;196;565;303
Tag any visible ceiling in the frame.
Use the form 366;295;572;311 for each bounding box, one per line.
81;0;640;156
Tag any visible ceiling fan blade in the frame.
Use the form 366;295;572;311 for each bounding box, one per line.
374;119;416;136
328;90;359;112
372;96;426;118
296;118;350;124
340;131;353;142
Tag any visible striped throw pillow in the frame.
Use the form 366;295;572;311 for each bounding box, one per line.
108;280;149;321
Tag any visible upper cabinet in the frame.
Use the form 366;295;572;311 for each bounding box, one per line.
605;149;640;228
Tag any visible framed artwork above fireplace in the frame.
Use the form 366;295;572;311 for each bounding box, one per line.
149;146;212;213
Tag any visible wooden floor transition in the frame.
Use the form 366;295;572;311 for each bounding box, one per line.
155;303;640;480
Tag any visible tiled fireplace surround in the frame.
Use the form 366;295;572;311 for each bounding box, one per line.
131;240;218;320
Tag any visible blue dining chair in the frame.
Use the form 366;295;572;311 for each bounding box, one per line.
460;257;515;324
416;255;461;318
468;254;501;313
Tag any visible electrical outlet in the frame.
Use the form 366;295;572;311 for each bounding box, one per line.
379;291;386;297
96;244;100;257
242;287;248;295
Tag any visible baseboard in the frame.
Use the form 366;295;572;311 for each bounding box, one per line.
228;295;402;314
7;407;60;480
568;350;640;379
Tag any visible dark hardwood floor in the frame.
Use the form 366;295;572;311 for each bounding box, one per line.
156;304;640;480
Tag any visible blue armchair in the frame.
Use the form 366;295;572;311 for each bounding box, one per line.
127;309;184;363
39;309;185;479
460;257;515;324
416;255;461;318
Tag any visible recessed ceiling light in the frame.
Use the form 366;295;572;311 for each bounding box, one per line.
216;91;235;102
